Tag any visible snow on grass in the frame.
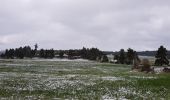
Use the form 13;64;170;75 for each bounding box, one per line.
154;67;164;74
154;67;170;74
102;87;154;100
41;74;98;90
129;76;157;79
101;76;125;81
0;72;19;78
0;59;169;99
0;72;124;92
32;58;90;62
0;72;97;91
0;63;34;67
102;94;116;100
117;87;153;99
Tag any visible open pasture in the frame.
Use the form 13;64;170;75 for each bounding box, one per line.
0;59;169;100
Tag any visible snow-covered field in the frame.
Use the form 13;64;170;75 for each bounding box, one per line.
0;59;169;99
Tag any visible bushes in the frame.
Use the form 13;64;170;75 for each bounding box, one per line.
141;59;152;72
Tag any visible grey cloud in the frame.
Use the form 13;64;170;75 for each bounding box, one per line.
0;0;170;51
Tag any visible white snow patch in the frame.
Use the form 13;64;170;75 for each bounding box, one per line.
101;76;125;81
154;67;170;74
102;94;115;100
130;76;156;79
154;67;164;74
32;58;89;62
118;87;132;94
0;63;34;67
102;94;128;100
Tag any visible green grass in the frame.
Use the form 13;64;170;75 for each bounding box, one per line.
0;59;170;99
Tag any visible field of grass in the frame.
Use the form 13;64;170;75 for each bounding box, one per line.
0;59;170;100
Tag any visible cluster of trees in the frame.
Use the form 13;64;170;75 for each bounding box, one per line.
67;49;82;59
0;47;56;59
56;47;106;61
39;49;55;58
57;47;103;60
114;48;140;65
1;46;36;59
0;46;106;61
80;47;103;60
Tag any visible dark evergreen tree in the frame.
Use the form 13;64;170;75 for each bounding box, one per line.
18;47;24;59
34;43;38;57
80;47;88;59
49;49;55;58
15;48;19;58
9;49;15;59
23;46;32;58
44;49;49;58
126;48;135;65
4;49;8;58
59;50;64;58
4;49;9;58
155;46;169;66
119;49;126;64
39;49;45;58
31;49;36;57
34;43;38;51
0;53;5;58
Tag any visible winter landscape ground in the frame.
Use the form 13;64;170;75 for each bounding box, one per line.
0;59;169;100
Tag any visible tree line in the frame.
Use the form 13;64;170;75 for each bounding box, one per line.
0;45;108;62
0;45;169;66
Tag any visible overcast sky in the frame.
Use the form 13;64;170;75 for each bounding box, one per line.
0;0;170;51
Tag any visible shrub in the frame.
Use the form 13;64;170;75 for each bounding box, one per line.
141;59;151;72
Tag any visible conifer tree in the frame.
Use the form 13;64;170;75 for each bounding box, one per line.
155;46;169;66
